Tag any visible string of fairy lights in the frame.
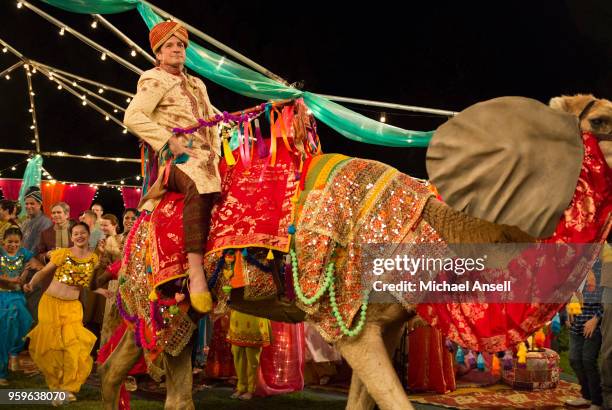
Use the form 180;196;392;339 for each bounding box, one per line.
2;0;456;195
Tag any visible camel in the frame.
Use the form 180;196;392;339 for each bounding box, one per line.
99;95;612;410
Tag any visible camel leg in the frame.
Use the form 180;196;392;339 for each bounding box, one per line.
162;342;195;410
337;320;414;410
344;313;409;410
346;373;376;410
99;329;143;410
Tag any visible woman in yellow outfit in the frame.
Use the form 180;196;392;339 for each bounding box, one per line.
227;309;271;400
23;222;108;404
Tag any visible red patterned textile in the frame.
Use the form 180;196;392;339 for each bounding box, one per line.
256;322;305;396
408;326;456;394
418;132;612;352
150;192;188;286
205;314;235;378
206;139;301;254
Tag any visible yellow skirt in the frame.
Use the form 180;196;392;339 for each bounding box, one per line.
227;310;271;347
26;293;96;392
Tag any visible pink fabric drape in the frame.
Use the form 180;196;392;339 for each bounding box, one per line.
121;187;141;209
62;184;98;219
0;179;23;200
256;322;305;396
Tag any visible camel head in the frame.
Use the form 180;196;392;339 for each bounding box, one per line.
549;94;612;167
427;96;609;239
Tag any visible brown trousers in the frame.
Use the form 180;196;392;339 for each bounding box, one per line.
165;166;216;254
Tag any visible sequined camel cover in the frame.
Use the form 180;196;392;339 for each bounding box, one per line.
294;155;438;342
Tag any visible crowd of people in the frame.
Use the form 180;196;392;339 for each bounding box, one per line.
0;192;139;400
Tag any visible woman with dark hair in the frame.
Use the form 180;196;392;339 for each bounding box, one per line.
0;200;20;240
23;222;108;403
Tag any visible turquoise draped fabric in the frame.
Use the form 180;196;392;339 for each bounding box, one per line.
40;0;138;14
41;0;434;147
17;155;43;218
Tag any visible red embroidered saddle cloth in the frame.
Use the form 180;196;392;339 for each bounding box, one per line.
149;191;189;287
206;140;302;254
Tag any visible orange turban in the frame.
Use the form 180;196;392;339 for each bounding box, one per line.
149;21;189;53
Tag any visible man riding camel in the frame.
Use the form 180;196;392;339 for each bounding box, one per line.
124;21;219;313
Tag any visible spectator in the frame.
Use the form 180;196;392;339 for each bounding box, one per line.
37;202;73;264
566;261;604;410
21;187;52;254
91;203;103;220
0;200;20;239
80;211;104;249
601;244;611;410
121;208;139;235
20;187;52;323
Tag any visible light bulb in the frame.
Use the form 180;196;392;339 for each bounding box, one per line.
11;166;16;171
136;176;141;181
4;75;9;80
32;68;37;74
380;112;386;123
100;52;107;61
120;180;125;185
1;47;6;53
126;97;131;103
91;20;98;29
122;128;128;134
82;100;87;106
72;81;77;86
105;115;109;121
98;88;104;94
59;28;65;36
17;2;23;9
57;84;62;90
130;49;137;57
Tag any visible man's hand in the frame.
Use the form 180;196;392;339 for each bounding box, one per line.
97;238;106;254
583;316;599;338
22;282;34;293
94;288;113;298
168;134;198;159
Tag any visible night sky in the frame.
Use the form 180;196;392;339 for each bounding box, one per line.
1;0;611;215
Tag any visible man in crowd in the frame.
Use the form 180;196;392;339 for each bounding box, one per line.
80;210;104;249
37;202;73;264
601;243;612;410
21;187;52;253
20;187;52;322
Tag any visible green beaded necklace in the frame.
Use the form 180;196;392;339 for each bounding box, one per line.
290;248;369;337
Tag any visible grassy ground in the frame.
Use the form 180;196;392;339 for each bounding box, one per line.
3;371;348;410
3;328;576;410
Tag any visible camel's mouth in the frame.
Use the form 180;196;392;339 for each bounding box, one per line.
599;140;612;169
